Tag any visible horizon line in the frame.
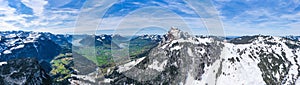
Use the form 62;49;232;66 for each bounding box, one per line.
0;30;299;37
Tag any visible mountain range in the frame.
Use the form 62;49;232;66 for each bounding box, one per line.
0;28;300;85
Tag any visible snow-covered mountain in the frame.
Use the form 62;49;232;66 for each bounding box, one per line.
0;58;52;85
0;31;72;73
0;30;300;85
104;28;300;85
285;36;300;42
0;31;74;84
219;35;300;85
0;31;70;62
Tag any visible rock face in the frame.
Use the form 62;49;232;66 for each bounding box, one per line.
0;31;62;62
0;58;52;85
0;31;70;73
219;35;300;85
107;28;224;84
1;30;300;85
104;28;300;85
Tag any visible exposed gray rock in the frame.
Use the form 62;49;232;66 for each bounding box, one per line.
0;58;52;85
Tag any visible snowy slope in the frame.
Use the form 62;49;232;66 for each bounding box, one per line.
104;28;300;85
199;35;300;85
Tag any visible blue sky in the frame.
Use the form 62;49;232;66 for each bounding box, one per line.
0;0;299;36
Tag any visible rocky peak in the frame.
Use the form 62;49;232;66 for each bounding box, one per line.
106;27;224;85
166;27;190;41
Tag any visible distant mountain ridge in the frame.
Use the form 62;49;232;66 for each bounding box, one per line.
0;30;300;84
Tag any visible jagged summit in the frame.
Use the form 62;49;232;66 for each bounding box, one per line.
165;27;190;41
107;27;224;85
167;27;181;40
1;30;300;84
104;28;300;85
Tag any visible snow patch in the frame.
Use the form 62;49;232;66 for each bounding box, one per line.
6;34;16;38
187;48;194;56
11;44;25;50
117;57;146;73
104;78;114;83
0;62;7;66
185;72;201;85
208;43;266;85
3;50;12;54
197;38;212;44
171;46;182;51
148;60;168;71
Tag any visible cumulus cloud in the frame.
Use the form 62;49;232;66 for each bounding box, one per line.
0;0;79;34
20;0;48;16
0;0;22;30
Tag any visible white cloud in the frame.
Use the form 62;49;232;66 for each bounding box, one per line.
73;0;224;36
20;0;48;16
0;0;80;33
74;6;202;35
0;0;219;35
0;0;23;30
213;0;300;36
214;0;231;2
150;1;196;15
280;12;300;20
1;0;298;36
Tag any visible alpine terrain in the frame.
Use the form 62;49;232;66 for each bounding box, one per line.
103;28;300;85
0;28;300;85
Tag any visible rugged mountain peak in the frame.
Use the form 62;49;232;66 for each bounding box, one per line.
106;32;300;85
107;28;224;85
166;27;190;41
168;27;181;39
